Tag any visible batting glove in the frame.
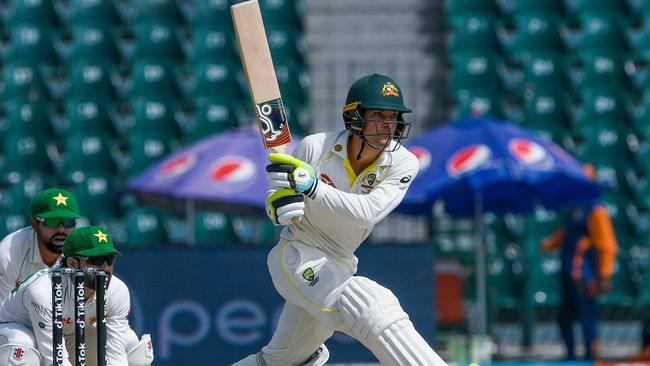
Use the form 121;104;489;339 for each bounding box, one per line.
266;153;319;199
266;188;305;225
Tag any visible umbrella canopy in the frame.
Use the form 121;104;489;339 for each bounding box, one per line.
125;127;298;215
398;116;601;217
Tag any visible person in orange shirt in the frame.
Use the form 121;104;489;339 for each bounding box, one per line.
540;165;618;360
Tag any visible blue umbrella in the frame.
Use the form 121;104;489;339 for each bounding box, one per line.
399;116;601;216
125;126;298;215
396;116;601;337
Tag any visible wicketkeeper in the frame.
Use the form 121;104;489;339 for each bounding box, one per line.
0;226;154;366
234;74;447;366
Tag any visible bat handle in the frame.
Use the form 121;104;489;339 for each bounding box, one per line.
292;216;301;224
269;146;302;224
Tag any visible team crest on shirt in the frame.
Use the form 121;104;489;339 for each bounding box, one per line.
12;347;25;361
359;172;379;194
302;267;319;287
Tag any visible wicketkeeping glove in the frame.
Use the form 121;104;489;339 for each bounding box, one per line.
266;153;319;199
266;188;305;225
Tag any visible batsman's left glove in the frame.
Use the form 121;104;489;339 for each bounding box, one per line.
266;153;319;199
266;188;305;225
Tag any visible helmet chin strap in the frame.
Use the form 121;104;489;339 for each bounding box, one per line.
356;140;365;161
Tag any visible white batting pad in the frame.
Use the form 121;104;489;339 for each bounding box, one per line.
339;277;447;366
127;334;154;366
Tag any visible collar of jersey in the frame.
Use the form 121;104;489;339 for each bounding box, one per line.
331;130;394;168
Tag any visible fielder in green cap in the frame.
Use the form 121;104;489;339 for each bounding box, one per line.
235;75;446;365
0;187;80;301
0;225;154;365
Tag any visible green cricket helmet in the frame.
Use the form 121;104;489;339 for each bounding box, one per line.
342;74;411;151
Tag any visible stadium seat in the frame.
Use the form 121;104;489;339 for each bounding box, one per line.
130;0;182;27
123;97;179;140
259;0;304;30
183;98;239;141
571;14;628;60
487;255;520;309
567;0;628;17
4;25;58;72
575;87;632;125
193;211;239;246
189;0;231;28
1;64;49;102
452;90;505;119
505;13;564;63
132;24;183;63
66;0;120;28
124;135;174;177
123;206;169;246
511;0;565;16
573;53;629;89
125;60;178;100
59;133;117;182
523;91;570;128
188;62;243;101
447;14;500;59
0;135;52;182
574;141;629;190
66;26;120;67
450;55;501;101
0;213;28;237
520;54;568;92
527;206;562;242
6;0;59;30
530;253;561;306
1;100;53;140
58;98;115;138
73;174;120;222
63;62;115;101
265;25;305;66
188;26;238;67
2;175;50;215
446;0;498;24
275;64;309;103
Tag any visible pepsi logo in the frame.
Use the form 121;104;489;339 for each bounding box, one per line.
210;155;256;186
409;146;431;171
157;154;196;179
446;144;491;177
508;138;548;165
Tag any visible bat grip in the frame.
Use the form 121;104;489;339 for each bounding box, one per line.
270;146;302;224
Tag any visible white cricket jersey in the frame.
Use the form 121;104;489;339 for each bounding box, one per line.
280;130;419;273
0;227;48;301
0;267;131;366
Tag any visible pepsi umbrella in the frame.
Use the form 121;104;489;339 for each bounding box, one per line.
397;116;601;337
125;126;298;216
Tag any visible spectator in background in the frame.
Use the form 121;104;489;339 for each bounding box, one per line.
0;187;80;300
627;317;650;360
540;165;618;360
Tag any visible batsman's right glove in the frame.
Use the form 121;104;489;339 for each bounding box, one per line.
266;188;305;226
266;153;319;199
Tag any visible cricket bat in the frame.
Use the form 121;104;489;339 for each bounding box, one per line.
231;0;292;154
232;0;301;223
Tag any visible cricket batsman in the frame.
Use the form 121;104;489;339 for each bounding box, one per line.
0;226;154;366
234;74;447;366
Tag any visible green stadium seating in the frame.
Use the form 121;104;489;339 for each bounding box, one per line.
6;0;59;30
183;98;239;142
66;26;120;67
63;62;115;101
1;101;52;141
189;0;231;28
575;87;632;125
189;26;237;67
523;92;570;131
567;0;628;17
520;54;568;92
132;24;183;63
131;0;182;27
527;206;562;242
0;213;28;237
265;25;305;66
574;141;628;190
450;55;501;100
123;206;170;246
487;255;520;309
505;13;564;63
452;90;505;119
2;175;50;215
572;14;628;60
259;0;304;30
59;133;116;182
447;15;500;59
276;64;309;103
530;253;561;306
58;98;115;138
601;254;637;307
67;0;120;28
126;60;178;100
573;53;629;89
0;135;52;182
124;135;174;177
4;26;58;71
631;24;650;62
1;64;49;102
511;0;565;16
188;62;243;101
73;174;120;222
125;97;179;140
193;211;239;246
446;0;498;24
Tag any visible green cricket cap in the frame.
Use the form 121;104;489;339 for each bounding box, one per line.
31;188;80;219
344;74;411;113
63;226;122;257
